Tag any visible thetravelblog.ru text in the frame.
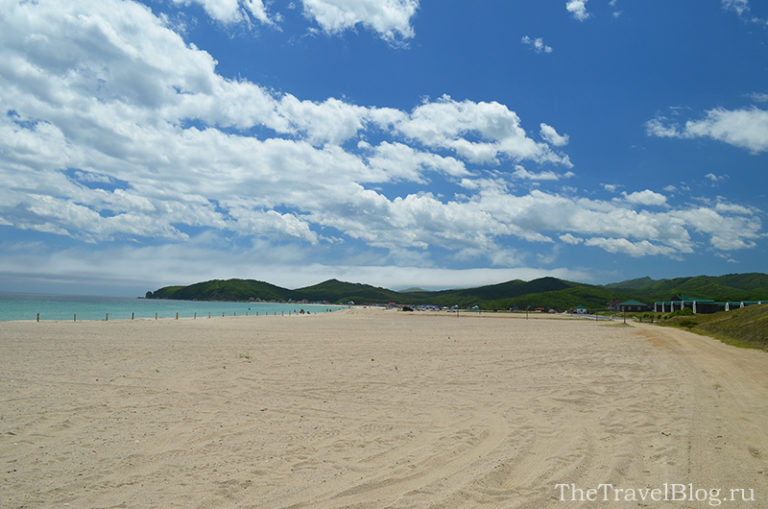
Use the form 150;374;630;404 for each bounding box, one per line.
554;482;755;506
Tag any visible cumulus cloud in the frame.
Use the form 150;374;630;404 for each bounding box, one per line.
647;107;768;153
396;96;572;166
584;237;677;257
621;190;668;207
360;141;469;182
559;233;583;245
566;0;590;21
683;108;768;153
0;0;762;288
301;0;419;42
645;118;681;138
539;123;569;146
716;202;752;215
521;35;553;54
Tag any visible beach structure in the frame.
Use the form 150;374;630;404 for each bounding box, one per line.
653;294;764;314
617;300;648;312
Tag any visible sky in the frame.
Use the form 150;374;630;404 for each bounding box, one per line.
1;0;767;296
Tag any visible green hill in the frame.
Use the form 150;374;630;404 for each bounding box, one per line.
145;276;627;309
608;273;768;302
604;276;655;290
147;279;294;302
396;277;626;310
146;273;768;311
294;279;403;303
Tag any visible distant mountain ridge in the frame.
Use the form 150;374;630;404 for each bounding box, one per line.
146;273;768;310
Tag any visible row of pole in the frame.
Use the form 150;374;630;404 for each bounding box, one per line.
31;309;317;322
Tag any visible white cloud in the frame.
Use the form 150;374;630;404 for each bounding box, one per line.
362;141;469;182
684;108;768;153
648;108;768;153
670;207;760;251
521;35;553;54
396;96;572;166
539;123;569;146
621;189;668;207
584;237;677;257
301;0;418;42
559;233;583;245
242;0;273;24
172;0;274;25
0;0;762;287
715;202;752;215
705;173;727;184
645;118;681;138
603;184;618;193
513;165;574;181
609;0;621;17
721;0;768;26
722;0;749;16
566;0;590;21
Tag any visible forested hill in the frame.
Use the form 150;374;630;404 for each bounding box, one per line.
605;273;768;301
146;273;768;310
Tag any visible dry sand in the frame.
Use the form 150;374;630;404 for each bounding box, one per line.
1;308;767;508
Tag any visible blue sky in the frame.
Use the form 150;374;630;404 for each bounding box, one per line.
1;0;767;296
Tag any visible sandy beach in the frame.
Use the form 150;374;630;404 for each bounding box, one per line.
1;308;767;508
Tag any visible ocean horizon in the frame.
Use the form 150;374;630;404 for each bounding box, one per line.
0;292;345;322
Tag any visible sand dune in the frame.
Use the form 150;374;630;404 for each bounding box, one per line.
1;309;766;508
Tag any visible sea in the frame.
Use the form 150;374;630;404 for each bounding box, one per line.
0;293;346;322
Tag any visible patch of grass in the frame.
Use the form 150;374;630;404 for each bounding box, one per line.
656;304;768;351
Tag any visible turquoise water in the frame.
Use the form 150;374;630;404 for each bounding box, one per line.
0;293;345;322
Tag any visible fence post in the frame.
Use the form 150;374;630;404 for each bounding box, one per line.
106;312;109;321
36;312;39;322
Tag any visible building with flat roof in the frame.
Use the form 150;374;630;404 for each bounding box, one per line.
617;300;648;312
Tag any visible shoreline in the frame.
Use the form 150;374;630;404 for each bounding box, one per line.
0;295;349;324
